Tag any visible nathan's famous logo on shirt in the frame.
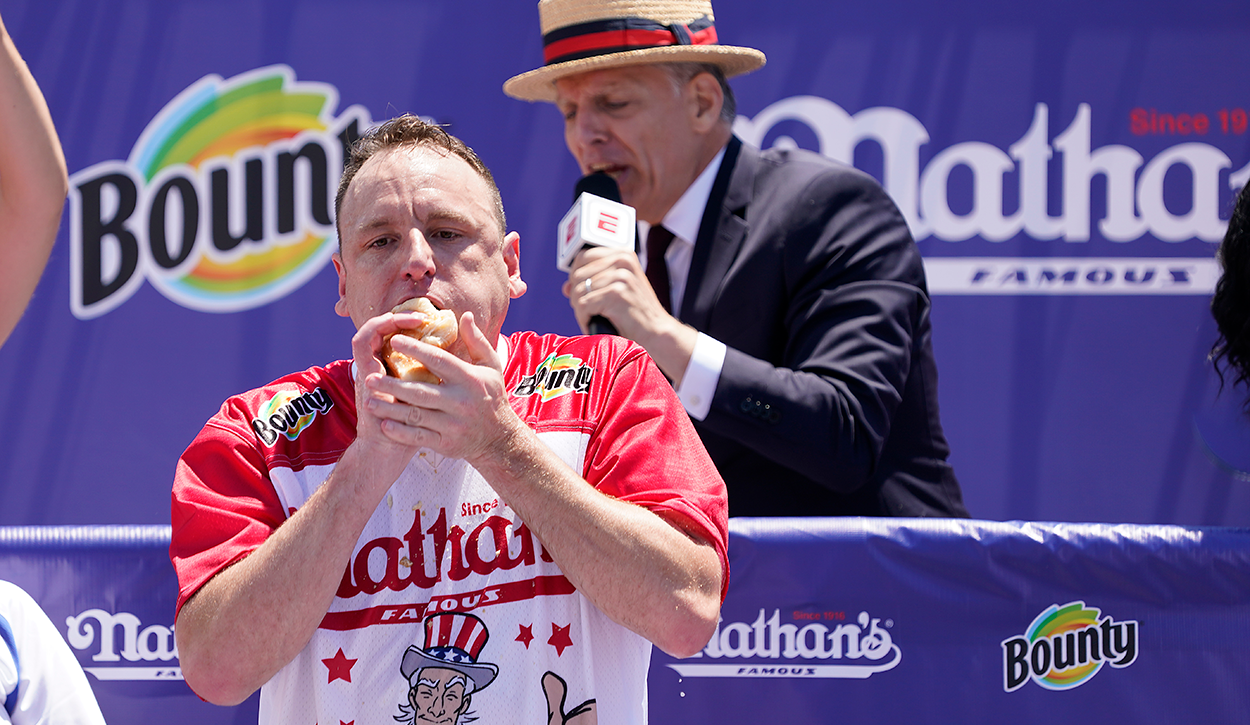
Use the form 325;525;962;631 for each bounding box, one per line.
1002;600;1138;693
323;506;572;631
65;608;181;681
251;387;334;446
667;608;901;679
68;65;374;319
513;353;593;401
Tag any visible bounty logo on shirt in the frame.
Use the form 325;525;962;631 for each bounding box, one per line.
1002;600;1138;692
68;65;373;319
513;353;593;402
251;387;334;446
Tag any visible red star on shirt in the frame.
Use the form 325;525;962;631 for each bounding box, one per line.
517;624;535;649
548;623;573;657
322;648;357;684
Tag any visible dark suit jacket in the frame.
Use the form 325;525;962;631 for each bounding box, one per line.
680;137;967;517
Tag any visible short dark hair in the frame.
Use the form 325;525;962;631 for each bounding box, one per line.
1211;182;1250;400
661;62;737;123
334;115;506;241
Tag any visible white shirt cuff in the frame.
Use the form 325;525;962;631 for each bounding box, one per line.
676;332;726;421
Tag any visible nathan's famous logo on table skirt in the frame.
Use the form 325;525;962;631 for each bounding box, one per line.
64;608;182;681
1002;601;1138;693
68;65;374;319
667;608;900;679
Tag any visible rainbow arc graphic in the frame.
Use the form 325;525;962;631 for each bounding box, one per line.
1024;602;1103;690
130;66;344;309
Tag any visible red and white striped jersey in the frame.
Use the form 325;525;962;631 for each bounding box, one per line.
171;331;727;725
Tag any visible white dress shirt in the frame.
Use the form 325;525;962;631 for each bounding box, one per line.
637;146;728;421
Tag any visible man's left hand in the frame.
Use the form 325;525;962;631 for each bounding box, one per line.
362;311;525;466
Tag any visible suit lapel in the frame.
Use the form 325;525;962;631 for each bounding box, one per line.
681;136;756;330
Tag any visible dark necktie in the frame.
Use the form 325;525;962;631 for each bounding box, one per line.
645;225;676;312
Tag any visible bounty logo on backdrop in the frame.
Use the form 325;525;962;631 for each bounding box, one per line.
68;65;373;319
1001;600;1138;692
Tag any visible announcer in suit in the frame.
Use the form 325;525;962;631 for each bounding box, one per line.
504;0;968;518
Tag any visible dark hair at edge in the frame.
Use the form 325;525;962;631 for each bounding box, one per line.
334;114;506;244
1210;182;1250;404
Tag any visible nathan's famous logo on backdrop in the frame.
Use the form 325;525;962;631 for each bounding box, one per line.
667;608;901;680
68;65;373;319
513;353;594;401
65;608;181;681
1002;601;1138;693
251;386;334;446
735;99;1241;294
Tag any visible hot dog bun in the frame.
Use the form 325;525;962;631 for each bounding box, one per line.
381;298;459;383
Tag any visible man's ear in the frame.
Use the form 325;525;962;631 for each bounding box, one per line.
688;72;725;134
332;252;351;317
504;231;527;299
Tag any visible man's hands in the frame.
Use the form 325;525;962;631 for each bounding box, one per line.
351;309;524;474
563;247;669;340
563;248;699;385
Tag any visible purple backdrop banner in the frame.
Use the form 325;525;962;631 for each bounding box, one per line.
1;0;1250;526
3;520;1248;724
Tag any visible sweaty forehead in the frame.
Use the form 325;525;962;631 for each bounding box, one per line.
340;146;492;230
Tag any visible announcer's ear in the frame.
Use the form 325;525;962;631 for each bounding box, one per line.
688;71;724;134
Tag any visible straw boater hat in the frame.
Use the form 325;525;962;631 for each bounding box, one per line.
503;0;766;104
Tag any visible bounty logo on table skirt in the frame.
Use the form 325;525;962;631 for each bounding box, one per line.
513;353;593;401
667;609;902;680
68;65;373;319
1002;600;1138;692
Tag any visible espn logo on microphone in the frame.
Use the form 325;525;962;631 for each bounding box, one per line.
557;192;636;271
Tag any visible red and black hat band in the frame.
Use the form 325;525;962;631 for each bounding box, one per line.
542;15;718;66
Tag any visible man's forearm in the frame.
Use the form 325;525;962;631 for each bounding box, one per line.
0;17;66;212
175;442;397;704
469;420;723;658
0;14;68;344
631;314;700;387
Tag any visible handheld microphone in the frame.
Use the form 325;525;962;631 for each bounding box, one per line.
557;172;636;336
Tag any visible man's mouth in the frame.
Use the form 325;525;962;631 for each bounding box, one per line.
588;162;626;180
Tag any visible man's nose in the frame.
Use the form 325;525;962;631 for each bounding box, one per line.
569;109;608;152
402;229;437;280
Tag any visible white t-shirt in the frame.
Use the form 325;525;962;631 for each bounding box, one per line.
0;581;107;725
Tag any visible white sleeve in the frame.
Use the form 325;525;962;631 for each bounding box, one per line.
0;582;106;725
675;332;727;421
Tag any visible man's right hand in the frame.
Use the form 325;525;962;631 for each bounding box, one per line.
563;247;699;386
347;308;435;487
